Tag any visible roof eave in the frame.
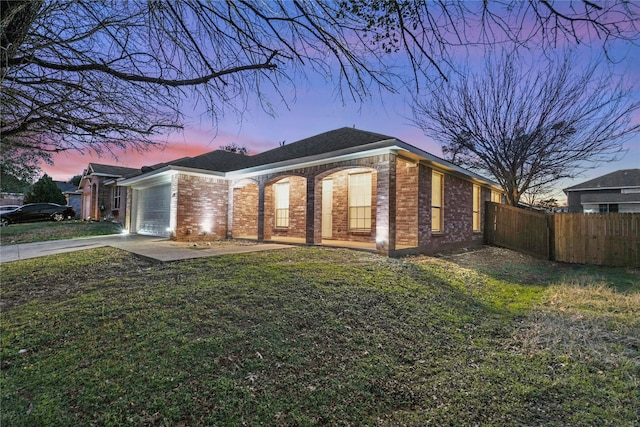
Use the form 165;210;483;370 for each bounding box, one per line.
565;185;640;192
393;140;502;189
118;165;225;186
118;166;172;186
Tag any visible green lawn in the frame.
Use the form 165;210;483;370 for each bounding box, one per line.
0;221;123;245
1;246;638;426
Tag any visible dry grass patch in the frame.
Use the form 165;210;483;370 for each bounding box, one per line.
510;275;640;369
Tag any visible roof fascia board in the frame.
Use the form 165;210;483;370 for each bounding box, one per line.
88;173;123;178
581;201;639;205
119;166;225;187
566;185;640;192
119;167;172;186
169;166;226;178
392;140;502;189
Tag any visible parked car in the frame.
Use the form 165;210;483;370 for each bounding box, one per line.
0;205;20;213
0;203;75;226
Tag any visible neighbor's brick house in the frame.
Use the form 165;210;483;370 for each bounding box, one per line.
78;163;139;221
119;128;503;256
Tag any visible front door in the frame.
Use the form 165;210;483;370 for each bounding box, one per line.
322;179;333;239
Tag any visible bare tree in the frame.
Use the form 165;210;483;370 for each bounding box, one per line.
1;0;638;171
1;0;392;160
412;50;640;206
219;142;249;155
341;0;640;81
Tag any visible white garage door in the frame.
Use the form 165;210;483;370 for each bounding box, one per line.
135;184;171;237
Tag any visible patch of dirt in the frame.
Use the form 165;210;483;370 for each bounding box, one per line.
436;245;552;270
403;245;566;286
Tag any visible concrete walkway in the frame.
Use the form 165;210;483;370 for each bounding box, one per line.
0;234;293;263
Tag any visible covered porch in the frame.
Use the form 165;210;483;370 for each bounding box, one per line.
230;154;424;256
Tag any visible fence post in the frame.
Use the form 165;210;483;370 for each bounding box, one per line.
547;213;555;261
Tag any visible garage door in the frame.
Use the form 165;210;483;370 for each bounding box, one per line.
135;184;171;237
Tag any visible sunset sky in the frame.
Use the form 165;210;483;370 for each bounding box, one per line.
40;13;640;203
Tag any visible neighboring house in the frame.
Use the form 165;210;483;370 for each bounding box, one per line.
55;181;82;219
563;169;640;213
0;193;24;206
119;127;503;256
78;164;140;221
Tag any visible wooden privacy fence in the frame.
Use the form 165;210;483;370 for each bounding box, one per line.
485;202;640;267
485;202;549;259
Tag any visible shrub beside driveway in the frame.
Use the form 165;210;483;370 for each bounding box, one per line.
1;246;638;426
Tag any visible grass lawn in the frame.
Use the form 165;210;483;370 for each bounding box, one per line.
1;246;638;426
0;221;123;245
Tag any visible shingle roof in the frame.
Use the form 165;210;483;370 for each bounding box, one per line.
245;127;395;168
89;163;140;178
55;181;78;193
564;169;640;191
120;127;499;189
172;150;251;172
161;127;396;173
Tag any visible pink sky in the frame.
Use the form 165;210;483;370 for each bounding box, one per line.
43;86;436;180
41;18;640;202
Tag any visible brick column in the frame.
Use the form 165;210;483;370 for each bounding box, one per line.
306;175;322;245
417;163;431;250
257;181;265;241
226;180;234;239
376;155;397;255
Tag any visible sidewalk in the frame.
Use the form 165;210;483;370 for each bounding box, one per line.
0;234;293;263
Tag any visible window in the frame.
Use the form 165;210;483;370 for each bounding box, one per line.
599;204;619;213
274;181;289;227
432;171;444;233
348;172;372;231
473;184;481;232
491;190;502;203
113;186;121;209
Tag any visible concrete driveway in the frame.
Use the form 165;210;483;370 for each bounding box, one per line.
0;234;293;263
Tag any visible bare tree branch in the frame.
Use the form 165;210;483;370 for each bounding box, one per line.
1;0;638;178
412;49;640;206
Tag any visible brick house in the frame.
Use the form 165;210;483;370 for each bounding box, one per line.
78;163;139;221
564;169;640;213
119;128;503;256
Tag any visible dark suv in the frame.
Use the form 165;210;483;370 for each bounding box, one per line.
0;203;76;226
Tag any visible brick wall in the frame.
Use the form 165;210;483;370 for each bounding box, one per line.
415;166;485;254
104;185;127;221
232;181;258;238
174;174;228;241
396;158;418;246
79;177;128;221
